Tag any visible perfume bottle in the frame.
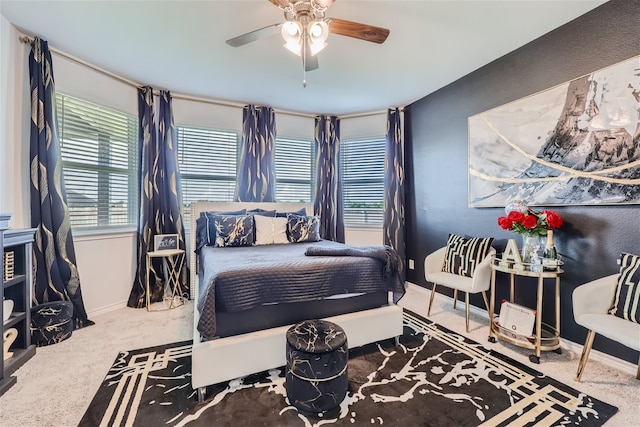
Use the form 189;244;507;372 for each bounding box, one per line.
542;230;558;270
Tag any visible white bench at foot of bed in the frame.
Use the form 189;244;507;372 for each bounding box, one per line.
191;304;404;400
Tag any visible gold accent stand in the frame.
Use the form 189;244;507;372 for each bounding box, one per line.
145;249;186;311
488;255;563;364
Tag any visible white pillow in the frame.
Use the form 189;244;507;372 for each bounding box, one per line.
254;215;289;245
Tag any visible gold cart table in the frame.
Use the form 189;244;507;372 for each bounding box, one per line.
145;249;186;311
488;256;563;364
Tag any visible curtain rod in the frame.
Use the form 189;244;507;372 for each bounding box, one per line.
19;35;400;119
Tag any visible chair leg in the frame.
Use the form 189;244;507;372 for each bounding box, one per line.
576;330;596;382
481;291;490;314
428;283;437;316
636;355;640;380
465;292;470;333
453;289;458;309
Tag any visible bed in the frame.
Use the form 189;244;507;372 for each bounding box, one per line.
189;201;405;401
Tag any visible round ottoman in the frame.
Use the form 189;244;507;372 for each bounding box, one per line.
285;319;348;414
30;301;73;347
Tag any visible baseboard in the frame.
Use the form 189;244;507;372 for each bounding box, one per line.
560;338;638;377
406;281;490;320
87;300;128;318
405;282;638;377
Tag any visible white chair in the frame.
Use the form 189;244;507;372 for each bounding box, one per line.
572;274;640;381
424;246;495;332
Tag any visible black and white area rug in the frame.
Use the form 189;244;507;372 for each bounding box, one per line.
79;311;617;426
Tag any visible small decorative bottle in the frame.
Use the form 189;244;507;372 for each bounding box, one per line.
542;230;558;270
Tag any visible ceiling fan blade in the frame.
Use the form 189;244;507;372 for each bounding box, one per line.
328;18;390;44
304;50;319;72
226;23;282;47
268;0;291;8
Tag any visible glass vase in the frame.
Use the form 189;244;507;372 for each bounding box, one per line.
521;233;545;264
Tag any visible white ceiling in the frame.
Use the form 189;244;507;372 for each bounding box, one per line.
1;0;606;116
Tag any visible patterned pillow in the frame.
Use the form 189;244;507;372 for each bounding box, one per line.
254;215;289;245
609;252;640;323
194;209;247;253
287;214;321;243
441;233;494;277
214;214;254;247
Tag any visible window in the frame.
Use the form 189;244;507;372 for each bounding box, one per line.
341;136;385;227
177;126;239;224
56;93;138;229
275;137;314;203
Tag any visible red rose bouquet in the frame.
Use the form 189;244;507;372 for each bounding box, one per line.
497;207;563;236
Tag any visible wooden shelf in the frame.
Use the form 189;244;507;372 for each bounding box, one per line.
3;311;26;329
3;274;26;290
1;216;36;397
0;375;17;397
3;345;36;377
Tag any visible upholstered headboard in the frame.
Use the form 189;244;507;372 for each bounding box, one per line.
189;201;314;298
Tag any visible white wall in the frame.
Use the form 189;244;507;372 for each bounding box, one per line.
0;15;29;228
341;113;386;140
0;19;387;315
344;228;383;246
73;232;137;316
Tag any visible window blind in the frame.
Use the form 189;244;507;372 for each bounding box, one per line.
275;137;314;203
341;136;385;226
56;93;138;229
177;126;239;224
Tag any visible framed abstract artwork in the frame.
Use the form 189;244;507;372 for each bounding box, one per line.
154;234;179;251
468;55;640;207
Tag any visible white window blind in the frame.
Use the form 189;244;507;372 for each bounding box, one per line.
56;93;138;229
341;136;385;227
275;137;314;203
177;126;239;224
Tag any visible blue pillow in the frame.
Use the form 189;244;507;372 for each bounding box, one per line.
276;207;306;218
194;209;247;253
214;214;255;247
287;214;321;243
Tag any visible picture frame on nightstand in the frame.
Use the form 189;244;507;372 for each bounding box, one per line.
153;234;179;252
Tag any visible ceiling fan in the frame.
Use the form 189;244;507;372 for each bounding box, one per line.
226;0;390;84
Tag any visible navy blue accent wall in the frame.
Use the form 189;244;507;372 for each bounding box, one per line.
405;0;640;364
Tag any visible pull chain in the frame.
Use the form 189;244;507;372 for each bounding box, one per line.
302;39;307;88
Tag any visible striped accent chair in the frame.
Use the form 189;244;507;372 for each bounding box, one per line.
573;252;640;381
424;234;495;332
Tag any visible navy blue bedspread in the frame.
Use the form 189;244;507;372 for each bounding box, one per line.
197;240;405;340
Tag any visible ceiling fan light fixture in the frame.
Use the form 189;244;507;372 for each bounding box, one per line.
308;20;328;55
308;40;327;56
282;20;303;54
309;20;328;39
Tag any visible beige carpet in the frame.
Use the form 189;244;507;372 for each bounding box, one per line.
0;285;637;427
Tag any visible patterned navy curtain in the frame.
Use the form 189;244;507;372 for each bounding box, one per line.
128;88;162;307
157;91;189;298
128;89;189;307
383;108;406;281
234;105;277;202
28;37;93;329
313;115;345;242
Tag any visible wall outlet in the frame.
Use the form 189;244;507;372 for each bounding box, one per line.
408;259;415;270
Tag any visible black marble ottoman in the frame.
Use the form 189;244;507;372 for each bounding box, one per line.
285;319;348;414
31;301;73;346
